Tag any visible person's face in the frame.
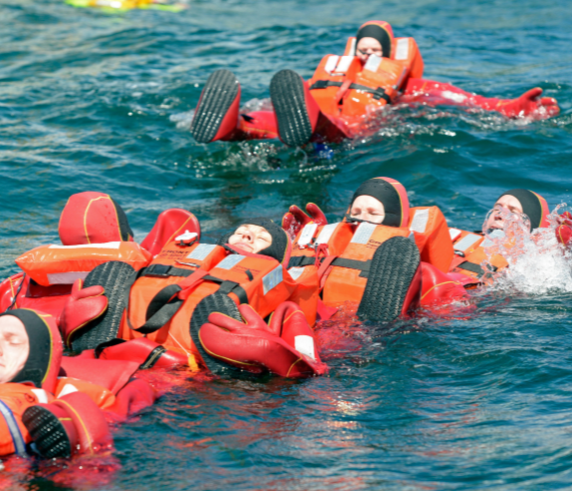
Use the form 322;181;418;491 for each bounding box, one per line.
356;37;383;63
350;195;386;224
228;224;272;254
484;195;525;232
0;316;30;384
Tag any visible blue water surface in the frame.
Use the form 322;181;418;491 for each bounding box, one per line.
1;0;572;489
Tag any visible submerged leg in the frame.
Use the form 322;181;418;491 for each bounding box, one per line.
400;78;559;119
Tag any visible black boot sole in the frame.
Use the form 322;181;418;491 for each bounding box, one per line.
190;69;240;143
23;406;71;459
270;69;313;147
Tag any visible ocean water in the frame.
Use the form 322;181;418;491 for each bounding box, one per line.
1;0;572;488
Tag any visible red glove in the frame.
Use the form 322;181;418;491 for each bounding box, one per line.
282;203;327;240
199;303;328;378
60;279;108;347
556;211;572;247
496;88;559;119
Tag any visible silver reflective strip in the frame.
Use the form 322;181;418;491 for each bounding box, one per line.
288;267;305;281
395;38;410;60
351;222;376;244
336;56;354;73
0;400;28;458
364;54;382;73
454;234;482;252
186;243;217;261
215;254;246;270
47;271;89;285
263;264;283;295
449;227;462;240
298;224;318;247
49;241;121;250
324;55;339;74
316;223;339;245
410;208;429;233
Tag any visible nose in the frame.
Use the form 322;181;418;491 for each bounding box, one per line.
241;231;253;242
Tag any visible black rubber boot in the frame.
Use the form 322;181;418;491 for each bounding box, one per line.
190;69;240;143
22;405;72;459
270;69;314;147
190;292;243;377
71;261;136;352
357;236;421;323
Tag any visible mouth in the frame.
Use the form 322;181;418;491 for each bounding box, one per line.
233;242;253;253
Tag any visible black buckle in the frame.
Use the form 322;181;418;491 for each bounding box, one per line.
146;264;172;277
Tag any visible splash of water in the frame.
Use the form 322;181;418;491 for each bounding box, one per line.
483;204;572;294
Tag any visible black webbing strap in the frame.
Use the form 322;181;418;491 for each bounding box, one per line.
140;346;168;369
330;257;372;278
202;275;249;305
288;256;316;268
309;80;391;103
456;261;498;278
140;264;196;278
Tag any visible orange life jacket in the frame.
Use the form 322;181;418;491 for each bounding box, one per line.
119;240;297;361
308;36;423;119
448;228;509;285
15;242;151;287
287;206;454;310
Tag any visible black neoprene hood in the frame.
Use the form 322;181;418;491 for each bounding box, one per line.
350;179;403;227
356;24;392;58
0;309;51;387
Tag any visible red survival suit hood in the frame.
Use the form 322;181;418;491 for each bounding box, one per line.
59;191;134;245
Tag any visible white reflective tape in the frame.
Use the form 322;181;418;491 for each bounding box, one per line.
349;38;356;56
263;265;283;295
186;243;217;261
449;228;462;241
324;55;339;74
364;54;382;73
47;271;89;285
31;389;48;404
288;266;305;281
215;254;245;270
0;401;28;458
175;230;198;242
316;222;339;245
57;383;79;398
395;38;410;60
351;222;376;244
481;229;505;248
49;241;121;250
410;209;429;234
295;335;316;361
298;223;318;247
454;233;482;252
336;56;354;74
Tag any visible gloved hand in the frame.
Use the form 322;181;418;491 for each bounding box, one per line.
282;203;327;240
497;88;559;119
556;211;572;247
60;279;108;347
199;302;328;378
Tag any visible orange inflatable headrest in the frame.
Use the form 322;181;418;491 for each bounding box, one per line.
348;176;410;227
498;189;550;230
59;192;134;245
356;21;394;58
0;309;62;393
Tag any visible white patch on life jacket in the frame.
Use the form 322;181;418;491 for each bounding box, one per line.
56;383;79;398
351;222;376;244
316;222;339;245
295;335;315;361
336;56;354;74
186;243;217;261
410;209;429;234
441;91;467;103
47;271;89;285
449;228;462;241
298;223;318;248
263;264;283;295
288;266;305;281
325;55;339;74
364;54;382;73
349;38;356;56
481;229;505;248
216;254;246;270
31;389;48;404
175;231;198;242
48;242;121;250
395;38;410;60
454;233;482;252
